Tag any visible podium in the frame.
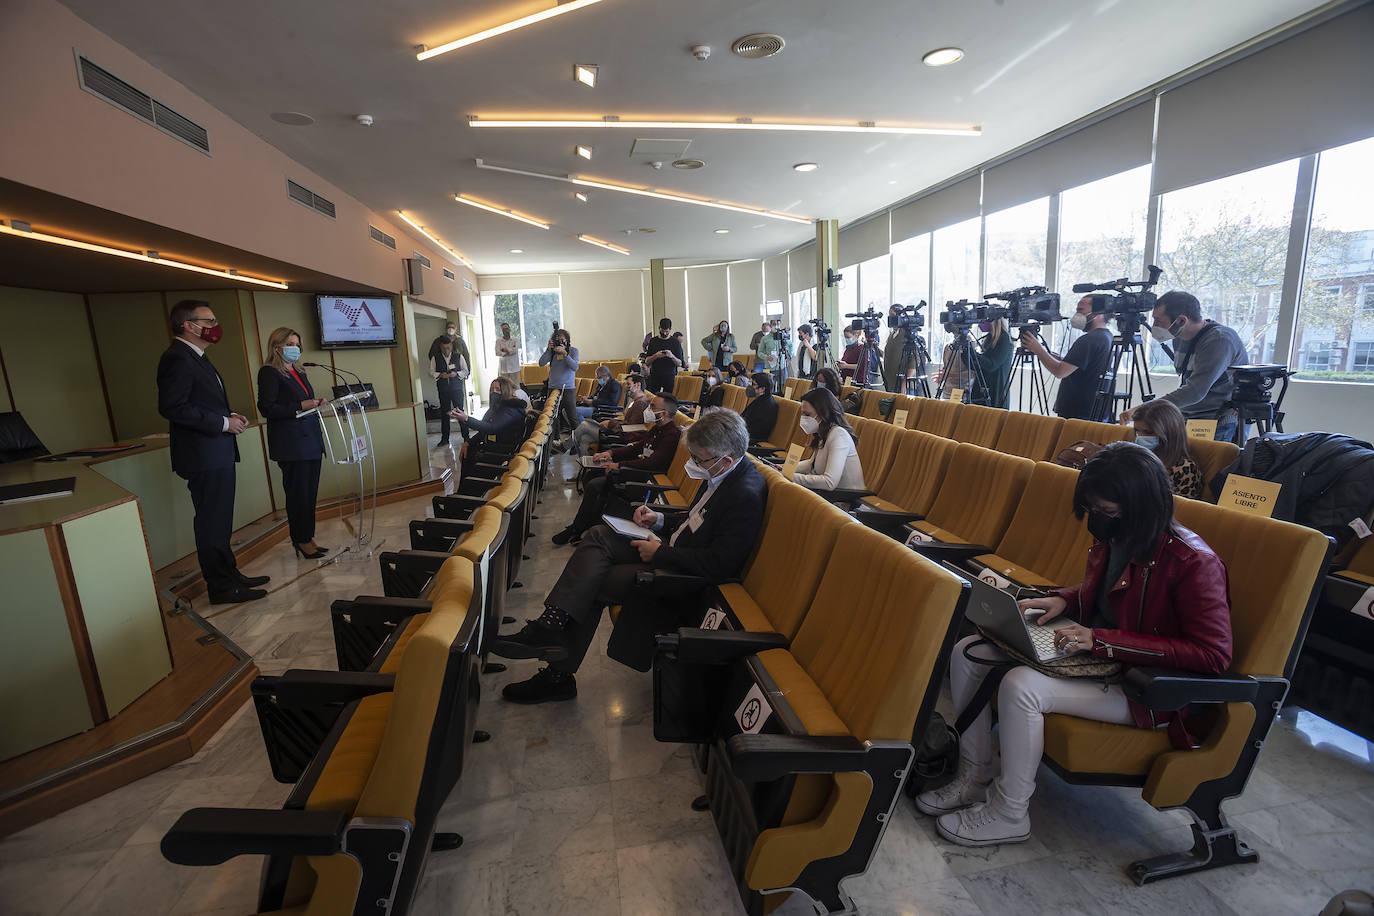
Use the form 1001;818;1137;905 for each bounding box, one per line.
296;390;377;561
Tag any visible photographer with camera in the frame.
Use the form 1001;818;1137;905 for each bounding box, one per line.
539;326;580;445
643;317;683;394
796;324;820;380
1020;296;1113;421
1120;291;1249;442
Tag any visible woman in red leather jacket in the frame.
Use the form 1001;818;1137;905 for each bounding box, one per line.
918;442;1233;848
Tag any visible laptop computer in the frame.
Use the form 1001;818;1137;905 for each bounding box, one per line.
940;561;1085;663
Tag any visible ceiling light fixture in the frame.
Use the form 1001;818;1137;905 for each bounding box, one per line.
575;192;589;202
577;234;630;255
469;116;980;137
921;47;965;67
713;228;730;234
574;64;598;87
416;0;605;60
453;194;550;229
0;219;288;288
568;177;811;224
509;249;523;254
396;210;474;268
793;162;818;172
575;145;593;160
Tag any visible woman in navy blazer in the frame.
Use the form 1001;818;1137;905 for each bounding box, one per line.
257;327;329;559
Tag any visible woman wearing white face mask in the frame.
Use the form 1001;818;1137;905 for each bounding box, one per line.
793;388;865;492
699;367;726;409
257;327;328;559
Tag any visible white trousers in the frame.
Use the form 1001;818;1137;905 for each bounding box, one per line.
949;635;1133;819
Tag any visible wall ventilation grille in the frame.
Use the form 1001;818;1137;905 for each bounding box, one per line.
443;268;456;280
369;225;396;249
463;279;474;291
77;54;211;154
286;179;335;218
413;252;432;269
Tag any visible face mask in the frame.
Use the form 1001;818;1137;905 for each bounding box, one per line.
684;455;728;480
706;376;718;387
642;408;658;424
198;323;224;344
1150;319;1181;343
490;389;501;399
1134;434;1160;451
281;345;301;363
799;415;820;435
1070;313;1089;331
597;377;607;386
977;321;993;333
446;329;456;337
1086;510;1122;543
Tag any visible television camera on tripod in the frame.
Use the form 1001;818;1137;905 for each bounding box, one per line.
1070;265;1164;422
844;307;888;389
983;286;1065;413
885;302;932;396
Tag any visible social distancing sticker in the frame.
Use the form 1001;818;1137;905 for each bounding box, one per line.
735;683;771;735
906;529;935;545
700;607;726;630
1351;586;1374;621
978;568;1014;590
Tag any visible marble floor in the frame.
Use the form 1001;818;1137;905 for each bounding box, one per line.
1;439;1372;916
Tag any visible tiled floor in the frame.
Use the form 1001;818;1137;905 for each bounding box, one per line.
2;439;1372;915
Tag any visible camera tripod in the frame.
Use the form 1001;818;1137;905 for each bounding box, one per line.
896;331;933;397
1090;326;1154;423
936;328;989;405
854;333;887;390
1013;331;1053;414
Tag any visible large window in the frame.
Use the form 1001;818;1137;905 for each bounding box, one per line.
892;233;931;309
788;290;811;332
984;197;1048;295
836;264;858;322
1058;165;1151;292
479;288;563;365
931;217;982;361
1155;159;1300;370
859;253;892;312
1292;135;1374;382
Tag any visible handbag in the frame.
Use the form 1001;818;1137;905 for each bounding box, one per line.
972;631;1123;680
1054;439;1107;470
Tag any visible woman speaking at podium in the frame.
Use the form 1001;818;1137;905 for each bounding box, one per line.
257;327;328;559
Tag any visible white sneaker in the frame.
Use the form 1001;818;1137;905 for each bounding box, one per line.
935;802;1030;847
915;766;990;816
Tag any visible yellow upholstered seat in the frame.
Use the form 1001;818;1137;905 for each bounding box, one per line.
1051;418;1134;456
857;388;889;420
673;374;704;404
950;403;1008;448
1187;437;1239;501
720;384;748;413
913;398;961;437
848;417;902;492
903;444;1033;547
857;429;955;519
758;398;802;452
887;394;923;428
972;461;1091;588
993;411;1064;461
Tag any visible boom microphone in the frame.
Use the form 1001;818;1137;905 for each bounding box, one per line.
1071;282;1097;293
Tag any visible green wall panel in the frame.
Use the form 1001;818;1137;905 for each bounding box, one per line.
87;291;171;439
63;501;170;716
0;528;95;760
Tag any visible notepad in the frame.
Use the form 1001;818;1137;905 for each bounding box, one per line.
620;423;648;432
580;455;607;468
602;515;657;540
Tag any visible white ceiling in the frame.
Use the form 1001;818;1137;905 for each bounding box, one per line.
61;0;1330;276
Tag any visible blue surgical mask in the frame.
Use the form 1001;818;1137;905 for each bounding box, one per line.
281;345;301;363
1135;434;1160;452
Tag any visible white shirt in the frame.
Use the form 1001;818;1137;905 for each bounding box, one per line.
495;336;522;373
665;456;745;547
795;426;864;491
431;350;469;380
176;337;230;431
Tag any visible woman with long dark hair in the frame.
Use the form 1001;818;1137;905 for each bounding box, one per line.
793;389;864;491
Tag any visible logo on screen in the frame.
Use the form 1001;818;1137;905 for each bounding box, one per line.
334;299;381;328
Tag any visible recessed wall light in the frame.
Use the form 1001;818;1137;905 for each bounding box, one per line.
922;47;964;67
574;64;598;87
575;192;589;202
793;162;818;172
509;248;524;254
576;145;593;160
713;228;730;234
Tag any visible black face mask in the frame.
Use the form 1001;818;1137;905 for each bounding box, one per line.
1087;510;1122;544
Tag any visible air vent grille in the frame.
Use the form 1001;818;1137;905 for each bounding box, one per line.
77;55;210;153
369;225;396;249
413;252;432;269
731;34;786;59
286;179;335;218
443;268;456;281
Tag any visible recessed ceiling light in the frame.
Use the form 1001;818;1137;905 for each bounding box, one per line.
397;211;474;268
574;64;598;87
270;111;315;126
713;228;730;234
577;234;630;255
672;158;705;170
509;248;524;254
416;0;605;60
922;47;964;67
453;194;550;229
575;192;589;202
471;117;980;137
576;145;593;159
793;162;818;172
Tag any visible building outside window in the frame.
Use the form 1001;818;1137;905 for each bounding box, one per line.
480;289;563;367
1351;341;1374;372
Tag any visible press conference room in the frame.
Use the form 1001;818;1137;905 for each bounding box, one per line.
1;1;1373;914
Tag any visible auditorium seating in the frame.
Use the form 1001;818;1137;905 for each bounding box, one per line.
912;397;961;438
751;397;802;455
719;384;748;413
1041;498;1331;884
968;460;1094;589
852;429;957;533
857;388;890;420
904;443;1034;556
783;378;808;400
844;416;904;496
1051;417;1135;455
886;394;923;428
993;410;1064;461
1189;436;1240;500
618;436;706;509
673;373;704;405
950;403;1009;449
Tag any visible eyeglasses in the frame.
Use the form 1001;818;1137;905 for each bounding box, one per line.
190;317;219;326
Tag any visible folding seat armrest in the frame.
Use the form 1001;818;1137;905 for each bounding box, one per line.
622;482;680;493
432;494;484;518
657;627;788;663
161;807;348;866
611;468;653;483
1121;668;1261;711
851;505;924;535
633;569;719;595
254;670;395;707
330;596;432;628
726;734;869;781
457;475;503;497
746;446;782;458
380;549;451;579
472;460;512;475
907;542;994;563
816;487;876;507
409;517;474;550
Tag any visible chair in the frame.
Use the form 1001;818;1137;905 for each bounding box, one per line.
575;377;595;398
782;378;807;400
432;470;532;587
1040;498;1331;885
754;398;802;454
1188;437;1240;502
847;416;903;495
162;561;482;916
857;388;890;420
969;461;1093;589
698;355;713;371
652;523;969;914
950;403;1008;449
720;385;748;413
674;374;704;405
853;430;957;535
0;411;49;462
903;444;1034;558
1051;418;1135;456
887;395;923;428
615;437;706;509
993;411;1064;461
913;398;962;437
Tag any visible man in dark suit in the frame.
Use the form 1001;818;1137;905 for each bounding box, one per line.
493;408;768;703
157;300;269;604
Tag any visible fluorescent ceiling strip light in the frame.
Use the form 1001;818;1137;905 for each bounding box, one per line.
0;219;288;288
397;210;473;268
417;0;605;60
577;234;630;255
569;178;811;224
454;194;550;229
469;117;981;137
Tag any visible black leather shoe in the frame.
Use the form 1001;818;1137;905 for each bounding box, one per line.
491;620;570;660
551;527;579;545
238;574;270;588
502;667;577;704
208;586;267;605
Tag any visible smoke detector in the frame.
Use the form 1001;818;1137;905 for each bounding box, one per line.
355;114;374;126
690;45;711;61
731;34;786;59
672;158;705;170
649;160;664;170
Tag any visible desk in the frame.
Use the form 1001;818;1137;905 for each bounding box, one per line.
0;457;171;761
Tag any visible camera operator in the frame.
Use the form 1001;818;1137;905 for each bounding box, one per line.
837;324;863;381
975;318;1014;409
770;319;792;387
1020;296;1113;421
1120;291;1249;442
795;324;819;380
882;306;904;392
539;327;579;445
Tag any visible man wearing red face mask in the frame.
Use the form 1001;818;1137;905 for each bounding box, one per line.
157;299;269;604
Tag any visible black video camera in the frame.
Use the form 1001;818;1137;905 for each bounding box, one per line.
845;308;883;342
984;286;1063;336
806;318;830;346
886;302;926;331
1070;266;1163;334
939;299;983;333
771;325;792;349
1231;364;1290;403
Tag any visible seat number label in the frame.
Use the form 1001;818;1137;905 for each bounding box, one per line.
735;683;771;734
701;607;725;630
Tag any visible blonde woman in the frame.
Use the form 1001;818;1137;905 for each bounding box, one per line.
256;327;328;559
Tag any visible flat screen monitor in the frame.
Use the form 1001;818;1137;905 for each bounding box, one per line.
316;295;397;349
